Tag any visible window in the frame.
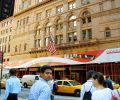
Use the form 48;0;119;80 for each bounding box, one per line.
26;16;29;24
38;39;41;47
36;28;42;35
82;29;92;40
17;20;20;27
111;0;115;9
82;11;91;24
35;76;39;80
35;40;37;48
15;45;18;52
68;32;77;42
46;9;52;17
10;27;12;32
36;0;43;3
68;1;76;10
45;22;52;35
99;2;103;12
9;36;11;41
24;43;27;51
36;13;42;21
63;81;70;86
105;28;111;38
68;15;77;30
56;5;63;13
55;35;63;44
45;37;49;46
56;81;62;85
56;19;63;32
81;0;90;5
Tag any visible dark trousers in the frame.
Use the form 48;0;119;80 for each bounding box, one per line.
51;91;55;100
7;93;18;100
51;95;54;100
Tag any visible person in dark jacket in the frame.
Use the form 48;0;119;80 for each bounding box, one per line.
105;75;113;90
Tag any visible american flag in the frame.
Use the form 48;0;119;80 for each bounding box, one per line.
47;33;56;54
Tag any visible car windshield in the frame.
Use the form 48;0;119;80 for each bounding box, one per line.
69;81;80;86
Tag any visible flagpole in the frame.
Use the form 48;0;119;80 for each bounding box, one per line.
47;32;56;55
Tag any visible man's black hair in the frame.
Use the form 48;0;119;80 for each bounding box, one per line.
40;65;53;73
87;70;96;79
9;68;16;76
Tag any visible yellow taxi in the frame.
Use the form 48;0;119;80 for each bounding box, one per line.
55;80;81;96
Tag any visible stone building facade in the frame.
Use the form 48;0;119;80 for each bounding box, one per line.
0;0;120;64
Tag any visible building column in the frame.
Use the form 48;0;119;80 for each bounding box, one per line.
63;21;68;44
41;28;45;47
63;0;68;12
51;24;56;42
29;29;36;49
77;18;83;42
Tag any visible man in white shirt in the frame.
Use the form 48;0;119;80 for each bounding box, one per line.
80;70;96;100
4;69;21;100
28;65;53;100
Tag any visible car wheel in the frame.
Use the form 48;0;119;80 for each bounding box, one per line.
74;90;80;97
23;83;28;88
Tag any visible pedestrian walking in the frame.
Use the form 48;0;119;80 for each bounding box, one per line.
92;72;112;100
28;65;53;100
3;68;21;100
80;70;96;100
112;76;120;100
105;75;113;90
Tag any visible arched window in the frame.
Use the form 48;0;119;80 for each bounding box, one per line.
56;19;63;32
45;22;52;35
68;15;77;30
55;19;63;45
82;11;91;24
36;26;42;36
105;27;111;38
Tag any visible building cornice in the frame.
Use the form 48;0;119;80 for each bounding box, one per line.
92;7;120;18
14;0;54;17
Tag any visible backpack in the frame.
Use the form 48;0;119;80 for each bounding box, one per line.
83;86;92;100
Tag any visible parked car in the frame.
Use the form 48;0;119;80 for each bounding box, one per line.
21;75;39;88
55;80;81;96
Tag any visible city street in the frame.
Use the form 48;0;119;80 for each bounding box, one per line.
0;88;80;100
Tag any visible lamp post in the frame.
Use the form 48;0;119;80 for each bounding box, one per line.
0;45;3;95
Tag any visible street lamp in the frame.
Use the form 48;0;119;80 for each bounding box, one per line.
0;44;3;95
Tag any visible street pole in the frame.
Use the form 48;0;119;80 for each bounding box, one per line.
0;47;3;95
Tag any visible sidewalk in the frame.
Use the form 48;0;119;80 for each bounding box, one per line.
0;90;26;100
